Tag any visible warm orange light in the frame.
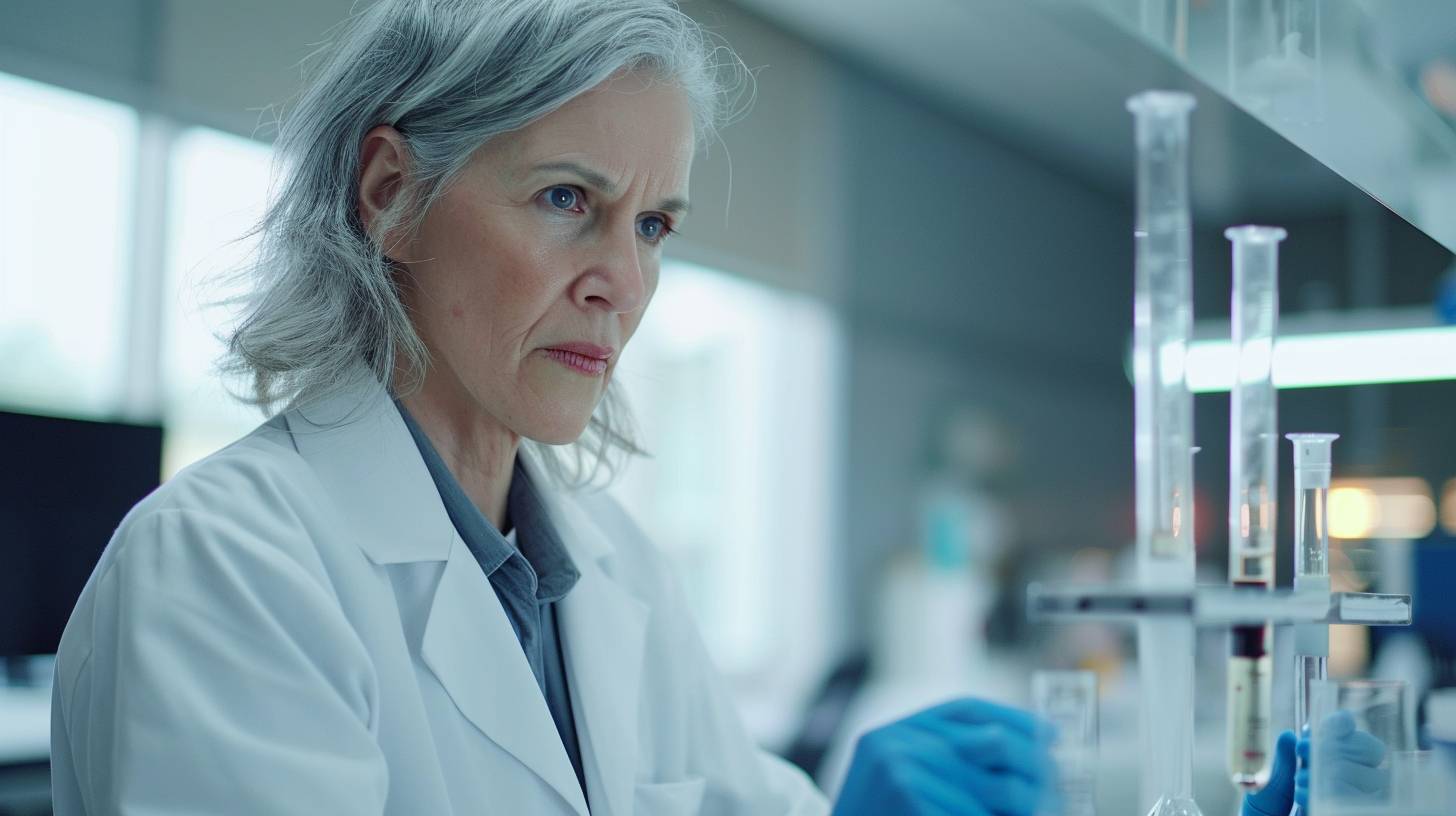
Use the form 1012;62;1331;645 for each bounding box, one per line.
1329;487;1379;540
1329;478;1437;540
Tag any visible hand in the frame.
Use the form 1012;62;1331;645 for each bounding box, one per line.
1297;710;1388;807
833;697;1057;816
1241;730;1297;816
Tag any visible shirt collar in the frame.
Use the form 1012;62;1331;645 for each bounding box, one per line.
395;399;580;602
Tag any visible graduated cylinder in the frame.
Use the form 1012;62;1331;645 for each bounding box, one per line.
1223;225;1286;791
1128;89;1202;816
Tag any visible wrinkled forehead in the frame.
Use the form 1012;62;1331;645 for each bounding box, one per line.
489;71;697;187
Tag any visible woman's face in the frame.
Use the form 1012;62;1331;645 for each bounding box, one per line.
368;70;695;444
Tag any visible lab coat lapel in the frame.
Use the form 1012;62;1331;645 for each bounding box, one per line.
284;365;454;564
285;366;589;814
549;489;650;816
420;536;590;816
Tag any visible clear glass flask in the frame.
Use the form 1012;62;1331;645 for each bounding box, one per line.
1034;670;1098;816
1224;226;1286;790
1128;89;1202;816
1288;432;1339;733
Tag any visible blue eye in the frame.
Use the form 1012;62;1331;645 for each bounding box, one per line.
546;186;578;210
638;215;671;243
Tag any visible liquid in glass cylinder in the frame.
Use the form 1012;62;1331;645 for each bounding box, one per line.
1296;485;1329;581
1295;654;1326;733
1227;621;1273;789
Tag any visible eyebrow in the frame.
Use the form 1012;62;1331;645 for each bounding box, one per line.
528;160;691;216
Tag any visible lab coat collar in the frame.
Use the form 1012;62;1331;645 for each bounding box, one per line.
282;363;454;564
420;538;593;816
281;361;646;816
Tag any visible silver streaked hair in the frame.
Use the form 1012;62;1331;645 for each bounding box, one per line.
220;0;750;488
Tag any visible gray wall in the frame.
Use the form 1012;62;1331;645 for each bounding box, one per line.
836;67;1134;636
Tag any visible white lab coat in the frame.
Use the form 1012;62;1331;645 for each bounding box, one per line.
49;367;828;816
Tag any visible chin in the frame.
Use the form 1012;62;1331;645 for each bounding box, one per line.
521;412;595;446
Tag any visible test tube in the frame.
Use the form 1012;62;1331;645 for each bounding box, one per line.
1129;88;1201;816
1288;432;1339;733
1224;226;1285;790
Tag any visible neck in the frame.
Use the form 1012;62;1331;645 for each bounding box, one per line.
396;366;521;530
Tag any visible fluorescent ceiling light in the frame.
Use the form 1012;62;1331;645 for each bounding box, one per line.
1185;326;1456;393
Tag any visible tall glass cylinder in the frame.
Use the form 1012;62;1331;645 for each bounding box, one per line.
1288;432;1339;733
1128;89;1202;816
1225;226;1285;790
1129;90;1197;589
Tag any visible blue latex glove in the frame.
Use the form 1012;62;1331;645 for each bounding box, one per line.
834;698;1057;816
1242;730;1298;816
1296;710;1388;808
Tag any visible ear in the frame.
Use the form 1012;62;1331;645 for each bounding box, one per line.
357;124;411;253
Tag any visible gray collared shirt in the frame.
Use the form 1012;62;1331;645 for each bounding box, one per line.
395;401;587;799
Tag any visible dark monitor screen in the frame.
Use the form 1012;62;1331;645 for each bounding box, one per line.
0;410;163;657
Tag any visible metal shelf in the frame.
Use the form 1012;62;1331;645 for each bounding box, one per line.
1027;583;1412;627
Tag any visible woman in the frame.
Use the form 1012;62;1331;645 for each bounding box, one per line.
51;1;1305;814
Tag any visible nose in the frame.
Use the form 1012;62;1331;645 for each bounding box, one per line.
573;227;648;314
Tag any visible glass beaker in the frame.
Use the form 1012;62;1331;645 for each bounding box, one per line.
1308;679;1414;814
1034;670;1097;816
1227;0;1322;123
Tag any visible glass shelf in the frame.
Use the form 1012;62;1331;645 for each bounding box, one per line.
1076;0;1456;254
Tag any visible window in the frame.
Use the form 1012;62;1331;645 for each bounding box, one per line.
612;260;843;688
159;127;273;476
0;72;137;419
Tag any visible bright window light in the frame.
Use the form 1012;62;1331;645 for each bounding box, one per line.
161;127;274;476
612;259;841;678
1186;326;1456;392
0;71;137;418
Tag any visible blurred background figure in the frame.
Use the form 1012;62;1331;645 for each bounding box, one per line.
811;405;1026;795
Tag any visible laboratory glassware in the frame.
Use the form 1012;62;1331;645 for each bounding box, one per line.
1033;670;1097;816
1287;432;1338;734
1309;679;1413;814
1128;89;1202;816
1227;0;1323;123
1224;226;1286;790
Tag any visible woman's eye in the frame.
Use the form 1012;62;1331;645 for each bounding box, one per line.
638;215;671;243
545;186;579;210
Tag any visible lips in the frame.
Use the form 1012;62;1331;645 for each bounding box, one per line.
541;342;614;377
544;342;614;360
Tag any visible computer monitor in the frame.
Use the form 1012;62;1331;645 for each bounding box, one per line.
0;409;163;658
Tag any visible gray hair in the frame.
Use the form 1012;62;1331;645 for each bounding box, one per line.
221;0;750;488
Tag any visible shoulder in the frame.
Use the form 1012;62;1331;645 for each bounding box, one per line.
55;415;354;690
62;416;338;649
128;415;320;529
